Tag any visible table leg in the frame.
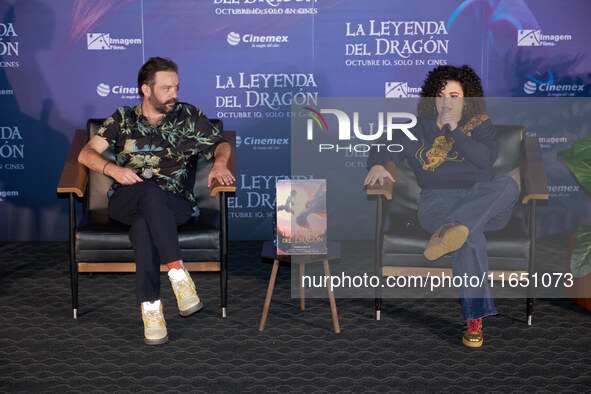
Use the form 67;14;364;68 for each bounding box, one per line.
323;260;340;333
259;259;280;331
299;264;305;310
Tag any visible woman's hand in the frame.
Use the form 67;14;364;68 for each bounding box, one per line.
364;165;395;186
437;110;458;132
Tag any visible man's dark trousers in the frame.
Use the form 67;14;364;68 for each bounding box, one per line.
109;180;193;303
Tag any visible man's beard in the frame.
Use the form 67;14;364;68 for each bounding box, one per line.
150;96;178;114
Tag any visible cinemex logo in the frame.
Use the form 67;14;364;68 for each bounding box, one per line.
226;31;288;48
236;135;289;150
547;184;581;198
96;83;139;99
517;29;572;47
385;82;421;98
305;107;417;153
87;33;142;50
523;71;585;97
227;32;241;46
548;185;581;193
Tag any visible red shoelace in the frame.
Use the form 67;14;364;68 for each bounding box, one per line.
468;318;482;332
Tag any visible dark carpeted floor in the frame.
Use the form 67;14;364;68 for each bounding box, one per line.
1;239;590;393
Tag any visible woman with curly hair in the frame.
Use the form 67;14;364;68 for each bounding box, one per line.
365;65;519;347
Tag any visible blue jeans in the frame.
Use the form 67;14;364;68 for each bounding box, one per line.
417;176;519;321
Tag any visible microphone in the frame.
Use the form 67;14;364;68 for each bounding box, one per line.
441;108;453;142
140;168;153;179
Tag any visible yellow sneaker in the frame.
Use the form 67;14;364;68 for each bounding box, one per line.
424;223;469;261
462;318;483;348
169;268;203;316
141;300;168;345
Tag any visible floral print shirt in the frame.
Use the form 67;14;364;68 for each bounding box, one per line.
97;102;224;203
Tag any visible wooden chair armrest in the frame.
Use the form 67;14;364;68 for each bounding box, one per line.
57;129;89;198
210;130;237;196
521;136;549;204
365;162;396;200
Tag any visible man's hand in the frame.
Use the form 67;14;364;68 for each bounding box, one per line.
208;162;235;188
78;135;143;185
207;141;235;188
364;164;395;186
106;164;143;185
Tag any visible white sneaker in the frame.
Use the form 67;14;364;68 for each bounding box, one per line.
141;300;168;345
169;268;203;316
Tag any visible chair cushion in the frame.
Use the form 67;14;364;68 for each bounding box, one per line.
382;214;530;271
76;208;221;262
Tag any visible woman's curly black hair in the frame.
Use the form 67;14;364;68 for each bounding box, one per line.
417;65;486;120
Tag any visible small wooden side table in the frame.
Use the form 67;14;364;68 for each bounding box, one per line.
259;240;341;333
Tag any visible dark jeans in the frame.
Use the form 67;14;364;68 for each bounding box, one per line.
108;180;193;303
417;176;520;321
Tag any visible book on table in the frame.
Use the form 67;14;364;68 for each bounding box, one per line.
276;179;327;255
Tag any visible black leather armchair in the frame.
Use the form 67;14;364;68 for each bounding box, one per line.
58;119;236;319
366;125;548;325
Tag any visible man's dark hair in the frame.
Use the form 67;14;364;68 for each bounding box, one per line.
137;57;178;98
417;65;486;120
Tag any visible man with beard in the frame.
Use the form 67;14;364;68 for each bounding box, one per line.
78;57;234;345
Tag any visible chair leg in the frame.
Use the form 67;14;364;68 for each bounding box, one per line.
220;252;228;318
299;264;305;310
527;200;537;326
69;193;78;319
71;263;78;319
221;270;227;318
375;298;382;321
527;298;533;326
220;192;229;318
375;196;384;321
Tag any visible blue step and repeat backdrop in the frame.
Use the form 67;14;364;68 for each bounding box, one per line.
0;0;590;241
